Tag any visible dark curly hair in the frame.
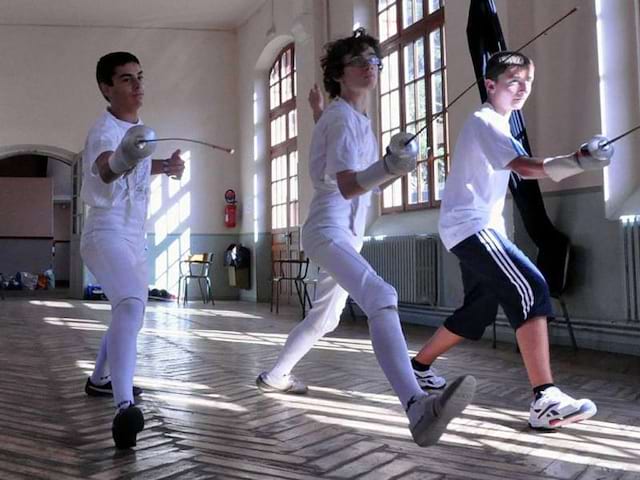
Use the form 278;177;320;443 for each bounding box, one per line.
321;28;382;99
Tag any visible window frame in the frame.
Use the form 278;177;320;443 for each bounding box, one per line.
377;1;449;213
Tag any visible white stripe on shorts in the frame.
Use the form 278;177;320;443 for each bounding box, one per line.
476;230;533;319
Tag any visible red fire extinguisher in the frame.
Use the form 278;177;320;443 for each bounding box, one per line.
224;189;237;228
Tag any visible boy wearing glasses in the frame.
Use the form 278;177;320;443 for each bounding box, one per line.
256;29;476;447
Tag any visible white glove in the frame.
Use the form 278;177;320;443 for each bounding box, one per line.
543;134;613;182
384;132;419;175
355;132;419;191
108;125;157;175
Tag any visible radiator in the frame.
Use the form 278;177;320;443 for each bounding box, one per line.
361;235;439;305
622;216;640;321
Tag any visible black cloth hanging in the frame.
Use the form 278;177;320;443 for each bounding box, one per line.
465;0;570;297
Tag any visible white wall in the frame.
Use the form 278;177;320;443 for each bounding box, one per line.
0;25;239;235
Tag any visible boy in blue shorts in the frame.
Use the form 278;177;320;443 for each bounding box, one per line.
411;51;612;430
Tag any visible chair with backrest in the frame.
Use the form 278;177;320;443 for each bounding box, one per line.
178;253;215;306
271;258;311;318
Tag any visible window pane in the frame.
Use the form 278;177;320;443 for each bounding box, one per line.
269;60;279;85
282;75;292;102
270;118;277;146
403;43;414;82
270;84;280;109
279;154;287;180
434;116;445;155
282;49;291;76
382;177;402;208
416;36;425;77
378;0;389;11
408;167;418;204
417;120;428;160
389;51;399;89
431;70;443;114
403;0;424;29
279;115;287;144
430;29;442;71
403;0;412;29
378;10;389;42
288;110;297;139
381;93;390;132
404;83;416;124
289;150;298;176
390;90;400;129
382;131;391;151
290;202;299;227
419;162;429;202
428;0;441;14
392;176;402;205
289;176;298;202
417;79;426;120
434;157;446;201
388;5;398;38
293;69;297;97
380;56;390;93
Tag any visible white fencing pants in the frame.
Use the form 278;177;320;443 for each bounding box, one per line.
81;231;147;408
268;229;424;408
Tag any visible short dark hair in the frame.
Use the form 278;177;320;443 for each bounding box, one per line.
321;28;382;98
96;51;140;87
484;51;532;81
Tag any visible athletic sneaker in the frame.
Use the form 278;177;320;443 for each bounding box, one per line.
256;372;308;394
85;378;143;397
112;404;145;449
528;386;597;430
414;366;447;389
407;375;476;447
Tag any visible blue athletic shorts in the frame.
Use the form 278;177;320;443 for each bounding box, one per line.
444;229;553;340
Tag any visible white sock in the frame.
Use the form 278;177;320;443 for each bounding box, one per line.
108;298;144;408
367;307;426;409
90;333;110;385
116;400;134;415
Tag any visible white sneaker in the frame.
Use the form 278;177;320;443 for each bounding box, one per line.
407;375;476;447
529;386;597;430
256;372;308;394
414;366;446;389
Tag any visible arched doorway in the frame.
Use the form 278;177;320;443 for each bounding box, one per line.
0;145;80;298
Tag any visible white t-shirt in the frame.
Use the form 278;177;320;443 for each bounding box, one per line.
439;103;526;250
303;97;377;239
80;110;152;234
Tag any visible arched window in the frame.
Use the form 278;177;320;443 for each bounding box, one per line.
378;0;448;212
268;44;299;258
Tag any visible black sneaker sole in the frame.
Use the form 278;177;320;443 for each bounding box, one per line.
112;406;145;449
85;379;143;397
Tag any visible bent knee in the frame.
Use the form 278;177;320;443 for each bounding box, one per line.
357;278;398;317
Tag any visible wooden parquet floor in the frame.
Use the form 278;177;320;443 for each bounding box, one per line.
0;298;639;480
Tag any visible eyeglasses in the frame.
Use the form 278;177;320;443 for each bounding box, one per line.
344;55;383;71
